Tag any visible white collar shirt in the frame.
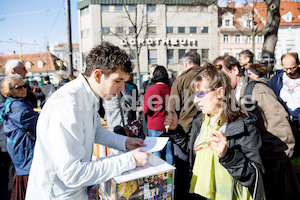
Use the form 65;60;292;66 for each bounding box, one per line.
26;74;136;200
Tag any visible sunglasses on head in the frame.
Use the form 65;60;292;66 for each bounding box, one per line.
13;84;27;91
194;88;217;98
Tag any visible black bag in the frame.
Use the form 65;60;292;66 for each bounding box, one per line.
117;94;145;139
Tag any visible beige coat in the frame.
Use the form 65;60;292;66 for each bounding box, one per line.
240;76;295;167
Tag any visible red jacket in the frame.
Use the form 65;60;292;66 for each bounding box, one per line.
143;84;171;131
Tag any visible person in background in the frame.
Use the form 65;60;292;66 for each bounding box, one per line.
125;74;138;121
25;42;149;200
247;63;269;84
239;50;254;76
0;59;37;199
4;60;37;108
40;70;69;107
140;64;158;136
214;55;300;199
168;51;202;199
165;63;264;200
40;75;54;97
0;74;39;200
269;52;300;132
143;66;173;164
167;68;176;86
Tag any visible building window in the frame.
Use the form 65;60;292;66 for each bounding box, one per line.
129;27;135;34
130;50;136;64
166;27;173;34
166;5;176;11
235;35;241;43
115;27;124;34
190;27;197;34
114;5;123;11
80;7;89;15
147;5;156;11
178;49;186;63
225;19;230;26
201;49;209;60
246;20;252;27
167;50;174;64
190;49;197;52
201;27;208;33
81;29;90;37
148;50;157;64
257;35;263;43
38;61;44;68
101;27;110;34
26;61;32;69
128;5;136;11
223;35;229;43
101;5;109;11
178;27;185;34
257;50;262;59
147;27;156;34
245;35;251;44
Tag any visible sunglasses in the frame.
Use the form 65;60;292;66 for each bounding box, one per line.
194;88;217;98
13;84;27;91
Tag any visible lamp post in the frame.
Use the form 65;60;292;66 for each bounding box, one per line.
9;36;22;60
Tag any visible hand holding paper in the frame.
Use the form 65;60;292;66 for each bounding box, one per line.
137;137;169;152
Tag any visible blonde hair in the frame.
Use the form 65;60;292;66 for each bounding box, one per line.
1;74;23;97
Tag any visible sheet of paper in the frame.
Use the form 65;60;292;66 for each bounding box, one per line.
138;137;169;152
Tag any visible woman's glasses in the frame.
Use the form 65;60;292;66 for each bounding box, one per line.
13;84;27;91
194;88;217;98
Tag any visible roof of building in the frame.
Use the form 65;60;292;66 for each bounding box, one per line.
220;1;300;29
0;51;66;74
78;0;217;10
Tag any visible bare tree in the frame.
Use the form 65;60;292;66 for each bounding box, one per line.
107;3;154;88
219;0;267;56
262;0;280;59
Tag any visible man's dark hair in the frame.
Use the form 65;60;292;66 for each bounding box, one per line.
182;51;201;66
281;52;299;64
84;42;133;77
43;75;50;82
152;65;169;84
239;50;254;63
213;55;243;74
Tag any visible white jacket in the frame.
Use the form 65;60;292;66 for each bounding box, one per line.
26;74;136;200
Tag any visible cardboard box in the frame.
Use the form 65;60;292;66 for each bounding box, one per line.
98;154;175;200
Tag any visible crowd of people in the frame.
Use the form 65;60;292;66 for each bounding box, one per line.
0;41;299;200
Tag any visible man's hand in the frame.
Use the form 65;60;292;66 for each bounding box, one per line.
130;149;150;167
164;110;178;130
126;138;146;150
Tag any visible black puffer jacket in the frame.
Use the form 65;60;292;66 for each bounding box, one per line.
187;114;265;199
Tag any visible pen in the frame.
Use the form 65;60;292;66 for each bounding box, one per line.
165;111;173;133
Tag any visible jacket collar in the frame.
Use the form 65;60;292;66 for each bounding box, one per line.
77;74;99;111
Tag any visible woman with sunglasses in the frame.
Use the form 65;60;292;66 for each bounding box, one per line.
0;74;39;200
164;63;264;200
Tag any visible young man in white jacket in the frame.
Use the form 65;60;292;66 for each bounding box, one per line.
25;42;150;200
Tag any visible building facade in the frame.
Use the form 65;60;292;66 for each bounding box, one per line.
219;0;300;63
49;42;81;75
77;0;218;76
274;1;300;62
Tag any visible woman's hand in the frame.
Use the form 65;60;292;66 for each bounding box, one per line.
206;130;228;158
163;110;178;130
126;138;146;150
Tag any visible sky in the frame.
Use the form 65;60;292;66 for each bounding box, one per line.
0;0;79;54
0;0;272;55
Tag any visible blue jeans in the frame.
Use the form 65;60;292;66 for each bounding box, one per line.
148;129;173;165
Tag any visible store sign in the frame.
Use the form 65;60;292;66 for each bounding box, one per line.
120;38;197;46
